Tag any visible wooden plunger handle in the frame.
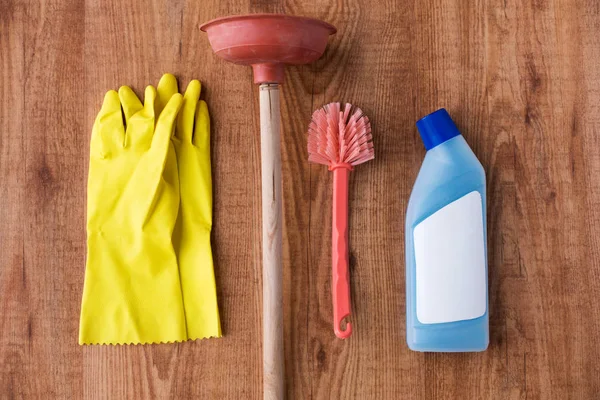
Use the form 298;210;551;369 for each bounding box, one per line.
259;83;284;400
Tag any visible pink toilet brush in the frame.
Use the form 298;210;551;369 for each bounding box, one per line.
307;103;374;339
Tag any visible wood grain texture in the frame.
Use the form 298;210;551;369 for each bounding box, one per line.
1;0;600;398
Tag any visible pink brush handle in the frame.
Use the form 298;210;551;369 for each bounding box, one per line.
331;164;352;339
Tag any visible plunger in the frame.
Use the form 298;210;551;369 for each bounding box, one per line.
200;14;336;399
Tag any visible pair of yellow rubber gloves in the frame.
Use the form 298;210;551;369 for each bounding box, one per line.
79;74;220;344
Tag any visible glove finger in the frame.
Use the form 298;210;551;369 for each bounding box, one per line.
118;85;143;124
92;90;125;154
192;100;210;150
122;86;155;149
193;99;213;224
97;90;122;128
142;85;157;119
152;93;183;151
156;73;179;116
176;80;201;142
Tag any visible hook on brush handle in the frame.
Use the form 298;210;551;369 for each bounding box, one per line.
331;164;352;339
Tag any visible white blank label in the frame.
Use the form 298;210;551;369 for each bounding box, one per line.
414;191;486;324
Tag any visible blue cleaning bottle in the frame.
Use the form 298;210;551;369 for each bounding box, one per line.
405;108;488;352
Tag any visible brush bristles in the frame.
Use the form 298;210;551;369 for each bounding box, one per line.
307;103;374;167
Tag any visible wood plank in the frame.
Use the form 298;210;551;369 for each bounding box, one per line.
0;2;28;397
0;0;86;397
24;0;86;396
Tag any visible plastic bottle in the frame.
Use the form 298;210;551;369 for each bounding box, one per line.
405;108;489;352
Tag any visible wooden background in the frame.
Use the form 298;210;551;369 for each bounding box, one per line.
2;0;600;398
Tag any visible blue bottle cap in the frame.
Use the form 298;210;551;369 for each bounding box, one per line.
416;108;461;150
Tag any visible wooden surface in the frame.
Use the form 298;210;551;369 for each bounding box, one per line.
1;0;600;398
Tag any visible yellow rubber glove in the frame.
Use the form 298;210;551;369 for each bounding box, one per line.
156;74;221;339
79;85;187;345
